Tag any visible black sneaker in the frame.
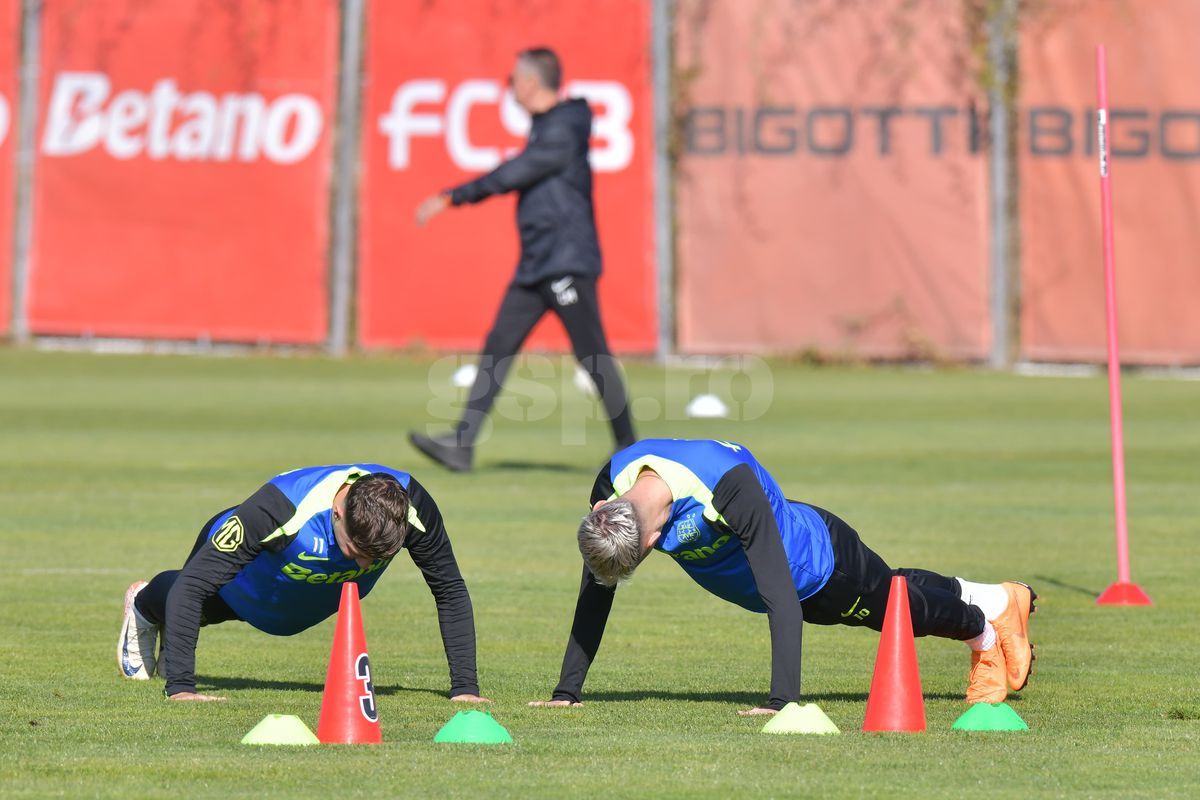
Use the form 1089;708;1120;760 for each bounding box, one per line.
408;431;474;473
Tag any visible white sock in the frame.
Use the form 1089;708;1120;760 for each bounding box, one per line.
132;604;156;631
966;621;997;652
956;578;1009;620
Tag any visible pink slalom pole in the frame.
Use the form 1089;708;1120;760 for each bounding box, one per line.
1094;45;1150;606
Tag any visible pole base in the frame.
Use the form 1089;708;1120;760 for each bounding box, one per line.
1096;582;1152;606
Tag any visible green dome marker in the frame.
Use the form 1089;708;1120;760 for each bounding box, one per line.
433;710;513;744
952;702;1029;731
241;714;321;745
761;702;841;735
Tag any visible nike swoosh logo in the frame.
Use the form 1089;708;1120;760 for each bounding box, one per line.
122;633;135;675
296;552;329;561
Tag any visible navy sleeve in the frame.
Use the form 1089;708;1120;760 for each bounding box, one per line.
160;482;296;696
589;461;614;505
403;477;481;697
550;465;618;702
551;564;616;703
449;119;575;204
711;464;804;710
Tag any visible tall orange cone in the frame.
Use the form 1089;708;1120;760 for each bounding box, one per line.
316;582;382;744
862;575;926;732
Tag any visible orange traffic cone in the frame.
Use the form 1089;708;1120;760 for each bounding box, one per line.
316;582;382;744
862;575;926;732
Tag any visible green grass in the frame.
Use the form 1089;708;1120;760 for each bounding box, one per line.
1;349;1197;798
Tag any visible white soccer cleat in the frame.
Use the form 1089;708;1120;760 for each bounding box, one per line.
118;580;159;680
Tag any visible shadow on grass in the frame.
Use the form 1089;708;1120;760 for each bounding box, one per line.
489;460;594;474
581;689;964;704
199;677;444;698
1032;574;1100;597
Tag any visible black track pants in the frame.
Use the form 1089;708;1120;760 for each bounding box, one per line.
455;276;635;447
800;505;986;641
134;509;241;627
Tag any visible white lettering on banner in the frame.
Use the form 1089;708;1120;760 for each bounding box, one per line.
378;79;634;172
0;94;10;147
379;80;444;170
446;79;502;170
569;81;633;172
41;72;323;164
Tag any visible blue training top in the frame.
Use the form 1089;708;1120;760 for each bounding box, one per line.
607;439;835;611
208;463;421;635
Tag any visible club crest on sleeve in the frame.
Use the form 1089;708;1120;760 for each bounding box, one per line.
676;515;701;544
212;516;245;552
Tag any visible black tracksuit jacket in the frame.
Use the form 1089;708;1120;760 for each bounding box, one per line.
449;97;602;286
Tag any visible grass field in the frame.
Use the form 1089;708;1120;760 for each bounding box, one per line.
1;349;1197;798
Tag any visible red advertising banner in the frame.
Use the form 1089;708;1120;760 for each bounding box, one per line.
0;0;16;335
358;0;656;352
1019;1;1200;364
28;1;337;343
674;0;990;359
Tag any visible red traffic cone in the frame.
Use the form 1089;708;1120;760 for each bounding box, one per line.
862;575;926;732
316;582;382;744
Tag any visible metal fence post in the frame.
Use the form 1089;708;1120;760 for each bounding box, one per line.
652;0;675;362
988;0;1017;368
327;0;365;356
11;0;41;344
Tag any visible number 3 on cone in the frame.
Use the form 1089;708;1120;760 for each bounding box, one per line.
355;653;378;722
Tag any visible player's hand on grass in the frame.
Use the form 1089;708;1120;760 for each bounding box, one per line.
736;707;778;717
416;193;450;226
168;692;226;702
450;693;492;704
528;699;583;708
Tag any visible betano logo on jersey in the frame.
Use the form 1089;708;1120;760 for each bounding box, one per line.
281;559;390;584
670;534;732;562
41;72;324;164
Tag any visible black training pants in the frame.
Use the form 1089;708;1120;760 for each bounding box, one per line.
799;505;986;641
135;509;241;627
455;275;636;447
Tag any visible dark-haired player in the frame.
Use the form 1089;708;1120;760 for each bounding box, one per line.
118;464;488;704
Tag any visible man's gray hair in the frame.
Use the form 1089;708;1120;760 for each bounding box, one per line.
577;499;642;588
517;47;562;91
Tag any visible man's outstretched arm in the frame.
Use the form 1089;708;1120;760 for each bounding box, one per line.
546;563;616;704
449;120;576;204
403;478;485;701
160;482;295;698
712;464;805;712
535;464;617;706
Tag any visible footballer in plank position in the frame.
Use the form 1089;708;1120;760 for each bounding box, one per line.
118;464;488;704
531;439;1035;714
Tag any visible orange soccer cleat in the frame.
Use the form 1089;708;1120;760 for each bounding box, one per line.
966;640;1009;705
992;582;1037;691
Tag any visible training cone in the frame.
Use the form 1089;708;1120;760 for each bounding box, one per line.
433;710;513;745
952;702;1029;731
241;714;320;746
316;582;382;744
760;702;840;735
685;393;730;418
1096;581;1152;606
862;575;926;732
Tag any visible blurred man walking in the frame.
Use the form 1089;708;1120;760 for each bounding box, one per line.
410;47;636;472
